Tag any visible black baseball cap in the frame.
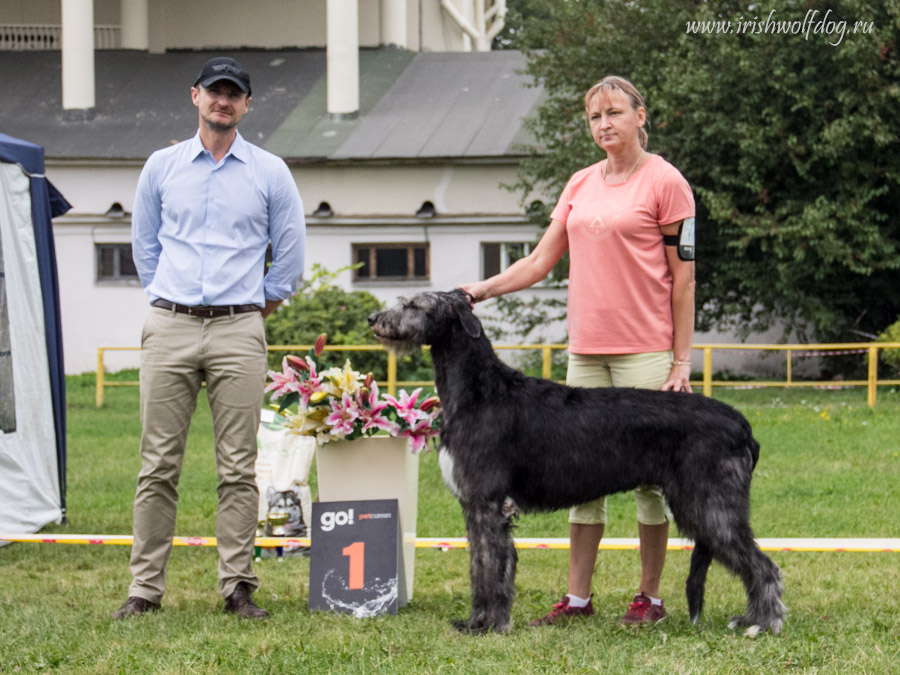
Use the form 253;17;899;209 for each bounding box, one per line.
194;57;251;95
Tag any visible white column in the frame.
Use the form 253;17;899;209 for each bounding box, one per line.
61;0;95;112
380;0;407;48
462;0;474;51
327;0;359;118
120;0;149;50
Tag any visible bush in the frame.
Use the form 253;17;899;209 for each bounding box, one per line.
877;318;900;374
264;265;432;383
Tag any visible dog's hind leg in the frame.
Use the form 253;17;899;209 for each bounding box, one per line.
711;527;785;636
725;536;785;636
686;540;713;624
452;499;518;634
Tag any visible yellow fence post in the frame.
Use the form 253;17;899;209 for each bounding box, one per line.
703;347;712;397
387;351;398;396
786;348;792;389
542;346;552;380
868;346;878;408
96;348;105;408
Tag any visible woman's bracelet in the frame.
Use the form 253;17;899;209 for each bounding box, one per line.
672;360;691;367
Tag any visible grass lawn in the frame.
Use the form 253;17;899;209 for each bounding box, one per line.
1;378;899;673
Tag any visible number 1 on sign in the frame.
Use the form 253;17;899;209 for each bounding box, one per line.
342;541;365;590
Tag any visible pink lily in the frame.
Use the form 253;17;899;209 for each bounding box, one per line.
356;382;400;435
419;396;440;413
314;333;327;357
401;418;439;454
265;358;301;399
293;356;326;407
286;354;309;372
325;392;360;437
384;388;428;426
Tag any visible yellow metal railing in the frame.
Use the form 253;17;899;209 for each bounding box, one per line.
95;342;900;408
693;343;900;408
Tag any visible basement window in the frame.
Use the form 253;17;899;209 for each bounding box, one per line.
96;244;139;283
353;244;429;282
481;242;532;279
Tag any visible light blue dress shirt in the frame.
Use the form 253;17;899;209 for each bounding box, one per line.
132;130;305;307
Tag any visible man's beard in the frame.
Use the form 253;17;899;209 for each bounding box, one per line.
203;113;237;132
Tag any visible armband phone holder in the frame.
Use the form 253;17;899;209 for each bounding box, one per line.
663;217;695;261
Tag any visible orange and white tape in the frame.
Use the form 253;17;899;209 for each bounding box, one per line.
2;534;899;552
416;537;900;552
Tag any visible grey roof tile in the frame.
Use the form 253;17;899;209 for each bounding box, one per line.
0;48;541;162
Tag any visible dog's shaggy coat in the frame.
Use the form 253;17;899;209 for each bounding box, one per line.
369;290;784;636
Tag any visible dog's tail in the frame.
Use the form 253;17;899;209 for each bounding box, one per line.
741;415;761;471
747;435;761;472
686;540;713;624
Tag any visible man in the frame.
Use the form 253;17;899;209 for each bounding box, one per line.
113;57;305;619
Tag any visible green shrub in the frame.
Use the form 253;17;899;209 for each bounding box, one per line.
264;265;432;383
877;318;900;373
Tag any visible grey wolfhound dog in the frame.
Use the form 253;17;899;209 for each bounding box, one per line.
369;290;785;636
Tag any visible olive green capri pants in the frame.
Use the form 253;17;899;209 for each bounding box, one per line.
567;351;674;526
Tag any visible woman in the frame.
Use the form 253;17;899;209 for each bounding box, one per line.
460;75;695;626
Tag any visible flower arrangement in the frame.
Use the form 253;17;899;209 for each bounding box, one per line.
265;334;441;454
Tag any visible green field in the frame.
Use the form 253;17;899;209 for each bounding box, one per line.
1;379;898;673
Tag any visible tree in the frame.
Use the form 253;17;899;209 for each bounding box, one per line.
509;0;900;344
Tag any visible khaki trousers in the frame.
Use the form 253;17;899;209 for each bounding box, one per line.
129;308;267;602
566;351;674;526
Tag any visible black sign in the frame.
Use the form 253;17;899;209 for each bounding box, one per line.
309;499;405;616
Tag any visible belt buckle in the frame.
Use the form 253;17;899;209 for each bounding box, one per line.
186;305;208;318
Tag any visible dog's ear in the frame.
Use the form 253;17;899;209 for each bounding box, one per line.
447;294;483;339
459;310;482;339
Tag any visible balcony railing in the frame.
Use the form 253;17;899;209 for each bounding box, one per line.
0;24;120;50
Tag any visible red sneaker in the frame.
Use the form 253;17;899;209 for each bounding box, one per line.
529;594;594;626
621;592;666;625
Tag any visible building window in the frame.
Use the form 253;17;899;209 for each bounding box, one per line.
353;244;429;281
481;242;532;279
96;244;139;282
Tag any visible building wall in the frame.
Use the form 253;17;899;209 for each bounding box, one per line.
156;0;471;52
0;0;118;24
1;0;476;52
45;161;526;220
52;218;148;374
52;217;546;373
48;159;541;373
294;163;524;218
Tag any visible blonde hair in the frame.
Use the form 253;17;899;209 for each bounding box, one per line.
584;76;649;150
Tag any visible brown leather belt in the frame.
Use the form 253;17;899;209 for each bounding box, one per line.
152;298;261;318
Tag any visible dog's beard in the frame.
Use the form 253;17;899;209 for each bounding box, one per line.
372;334;420;356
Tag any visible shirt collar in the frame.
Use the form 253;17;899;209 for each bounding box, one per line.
189;129;249;164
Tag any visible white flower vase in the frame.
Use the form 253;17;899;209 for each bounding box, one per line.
315;435;419;603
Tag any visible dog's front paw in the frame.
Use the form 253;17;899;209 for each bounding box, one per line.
451;617;509;635
451;617;487;635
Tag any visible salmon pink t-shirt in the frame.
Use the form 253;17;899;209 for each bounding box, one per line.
550;154;695;354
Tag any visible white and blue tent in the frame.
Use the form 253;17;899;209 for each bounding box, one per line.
0;133;70;538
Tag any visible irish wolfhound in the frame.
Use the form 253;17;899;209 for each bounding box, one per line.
369;290;784;636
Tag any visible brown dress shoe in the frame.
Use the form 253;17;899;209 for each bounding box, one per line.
111;596;161;619
224;582;269;619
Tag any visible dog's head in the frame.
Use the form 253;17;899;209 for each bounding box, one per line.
369;290;483;352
